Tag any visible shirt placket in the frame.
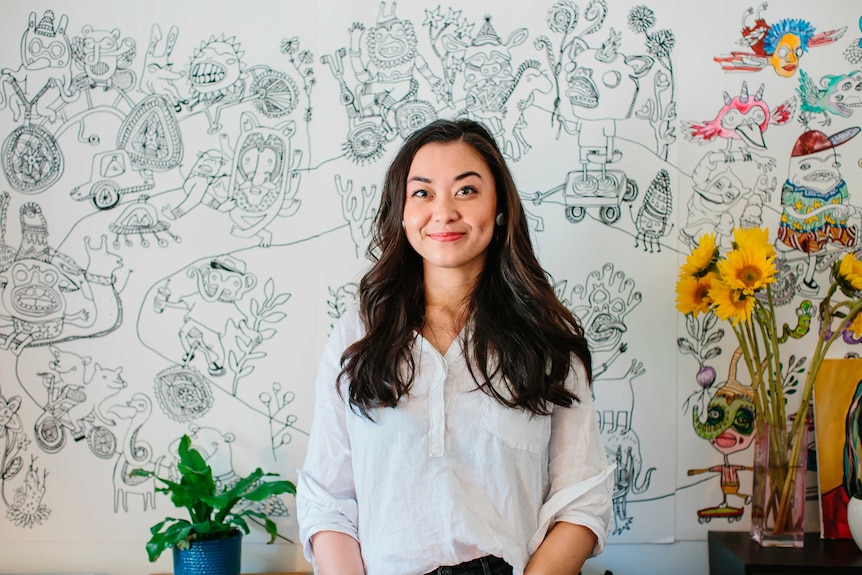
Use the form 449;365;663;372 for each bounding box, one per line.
428;351;447;458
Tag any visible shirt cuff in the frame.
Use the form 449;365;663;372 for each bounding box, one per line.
296;470;360;564
528;463;615;556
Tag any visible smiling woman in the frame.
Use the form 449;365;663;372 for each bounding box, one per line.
296;119;613;575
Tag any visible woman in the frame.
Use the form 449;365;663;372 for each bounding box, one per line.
297;119;612;575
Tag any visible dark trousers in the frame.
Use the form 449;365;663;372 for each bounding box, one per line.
423;555;513;575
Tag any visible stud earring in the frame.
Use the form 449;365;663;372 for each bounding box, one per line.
401;220;406;229
495;213;504;226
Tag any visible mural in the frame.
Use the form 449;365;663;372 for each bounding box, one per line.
0;1;860;573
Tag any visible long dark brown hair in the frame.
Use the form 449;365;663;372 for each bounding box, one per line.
340;119;591;417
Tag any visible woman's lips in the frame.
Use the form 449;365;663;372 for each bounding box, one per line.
427;232;465;242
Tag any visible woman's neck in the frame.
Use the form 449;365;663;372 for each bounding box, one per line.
422;267;479;355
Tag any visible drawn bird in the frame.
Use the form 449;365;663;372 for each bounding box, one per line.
797;68;862;127
683;81;796;150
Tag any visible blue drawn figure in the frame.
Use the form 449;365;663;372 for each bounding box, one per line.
714;3;846;79
70;24;137;110
775;127;861;297
6;456;51;528
533;29;652;225
321;3;442;164
0;9;76;124
138;24;187;110
161;149;229;220
797;69;862;128
220;113;302;247
0;205;124;354
688;349;755;524
154;255;259;379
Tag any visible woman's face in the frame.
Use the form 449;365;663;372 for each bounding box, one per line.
403;141;498;279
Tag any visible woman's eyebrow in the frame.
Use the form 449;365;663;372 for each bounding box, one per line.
407;171;482;184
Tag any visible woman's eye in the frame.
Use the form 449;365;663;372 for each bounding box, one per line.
457;186;476;195
410;189;428;197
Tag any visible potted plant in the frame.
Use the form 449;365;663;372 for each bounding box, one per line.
131;434;296;575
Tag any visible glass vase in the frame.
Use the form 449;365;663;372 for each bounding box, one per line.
750;418;807;547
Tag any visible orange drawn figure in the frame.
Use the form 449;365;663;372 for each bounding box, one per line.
714;3;846;78
688;349;756;524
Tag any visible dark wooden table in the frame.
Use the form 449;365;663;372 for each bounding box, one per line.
708;531;862;574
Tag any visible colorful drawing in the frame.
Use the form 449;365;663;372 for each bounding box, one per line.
714;3;846;78
813;357;862;539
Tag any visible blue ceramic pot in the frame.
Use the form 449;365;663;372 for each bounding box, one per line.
173;530;242;575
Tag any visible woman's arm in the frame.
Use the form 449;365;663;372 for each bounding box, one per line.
524;521;597;575
310;531;365;575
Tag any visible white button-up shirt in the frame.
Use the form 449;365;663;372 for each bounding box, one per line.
297;307;613;575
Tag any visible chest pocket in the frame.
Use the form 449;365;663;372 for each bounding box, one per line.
480;393;551;453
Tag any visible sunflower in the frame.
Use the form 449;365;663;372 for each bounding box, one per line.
676;272;716;316
837;252;862;293
733;226;776;259
681;232;717;278
849;312;862;339
717;242;776;296
709;278;755;325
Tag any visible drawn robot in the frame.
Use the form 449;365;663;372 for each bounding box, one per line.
776;127;861;295
688;348;755;524
714;3;846;78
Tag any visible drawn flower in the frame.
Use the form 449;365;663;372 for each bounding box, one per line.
681;232;717;278
675;272;716;317
837;252;862;295
423;6;445;30
0;395;23;439
646;29;675;59
627;5;656;34
547;1;579;34
709;279;754;326
297;50;314;66
280;37;299;55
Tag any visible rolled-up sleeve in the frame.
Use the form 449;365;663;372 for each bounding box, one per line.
297;315;360;565
528;359;614;557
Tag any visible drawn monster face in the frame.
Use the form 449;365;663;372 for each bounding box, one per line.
788;147;841;194
566;44;653;121
3;260;68;321
188;38;243;99
73;26;135;83
366;19;417;68
21;10;70;71
571;263;642;353
692;388;756;455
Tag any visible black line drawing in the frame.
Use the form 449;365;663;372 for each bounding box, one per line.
5;456;50;528
138;24;185;109
108;195;181;249
0;391;32;522
326;282;359;333
797;68;862;128
220;112;302;247
335;175;378;257
259;381;298;460
110;392;166;513
632;168;672;253
424;10;553;160
32;347;125;458
160;149;230;221
319;2;445;164
532;15;655;225
557;262;652;535
0;202;124;354
627;5;677;161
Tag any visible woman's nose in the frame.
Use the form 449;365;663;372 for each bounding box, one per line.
432;196;458;222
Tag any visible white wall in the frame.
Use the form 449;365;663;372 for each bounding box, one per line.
0;1;858;573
